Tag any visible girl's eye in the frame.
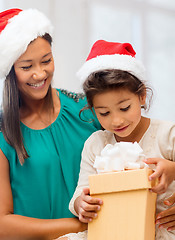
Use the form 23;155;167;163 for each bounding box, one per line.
120;105;130;112
21;65;32;70
42;58;51;64
99;111;110;116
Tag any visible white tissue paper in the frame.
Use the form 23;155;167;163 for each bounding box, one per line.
94;142;148;173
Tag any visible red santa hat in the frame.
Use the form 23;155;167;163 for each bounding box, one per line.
0;8;53;81
77;40;146;84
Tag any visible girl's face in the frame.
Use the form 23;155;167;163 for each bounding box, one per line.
93;88;146;142
14;37;54;102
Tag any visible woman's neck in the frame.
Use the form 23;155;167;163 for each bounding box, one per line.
20;88;61;129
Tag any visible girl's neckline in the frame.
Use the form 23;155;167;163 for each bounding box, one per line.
138;118;151;143
113;117;151;143
20;89;63;132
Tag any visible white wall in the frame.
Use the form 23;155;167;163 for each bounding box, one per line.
0;0;175;121
0;0;87;94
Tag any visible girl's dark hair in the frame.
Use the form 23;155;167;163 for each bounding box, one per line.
1;33;53;165
81;69;153;113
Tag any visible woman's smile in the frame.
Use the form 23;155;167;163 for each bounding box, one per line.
14;37;54;101
27;79;47;89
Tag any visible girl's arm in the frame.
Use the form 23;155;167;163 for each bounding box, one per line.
0;149;87;240
69;131;104;220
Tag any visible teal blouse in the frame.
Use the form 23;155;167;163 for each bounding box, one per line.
0;89;101;219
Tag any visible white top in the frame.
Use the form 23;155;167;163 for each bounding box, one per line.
69;118;175;239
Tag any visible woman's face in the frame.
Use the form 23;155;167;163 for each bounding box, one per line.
93;88;146;142
14;36;54;102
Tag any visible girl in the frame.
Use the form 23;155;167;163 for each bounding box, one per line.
68;40;175;240
0;9;101;239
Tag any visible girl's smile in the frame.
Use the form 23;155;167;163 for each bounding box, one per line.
114;125;129;132
93;88;147;142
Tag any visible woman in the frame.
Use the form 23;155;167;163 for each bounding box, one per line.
0;8;100;239
156;193;175;232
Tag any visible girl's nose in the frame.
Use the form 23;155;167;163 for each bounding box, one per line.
111;114;124;127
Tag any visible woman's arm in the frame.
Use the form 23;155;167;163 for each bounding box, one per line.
0;149;87;240
156;193;175;231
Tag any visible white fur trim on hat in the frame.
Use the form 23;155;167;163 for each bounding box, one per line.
77;54;146;84
0;8;53;80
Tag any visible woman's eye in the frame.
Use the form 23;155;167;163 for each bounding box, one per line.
42;58;51;64
99;111;110;116
21;65;32;70
120;105;130;112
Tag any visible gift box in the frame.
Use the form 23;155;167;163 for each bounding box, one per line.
88;168;157;240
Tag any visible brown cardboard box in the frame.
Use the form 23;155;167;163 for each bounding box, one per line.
88;168;157;240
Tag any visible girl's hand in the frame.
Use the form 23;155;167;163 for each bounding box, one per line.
75;187;103;223
144;158;175;194
156;193;175;231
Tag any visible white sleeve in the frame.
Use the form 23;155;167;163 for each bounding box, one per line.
69;130;106;216
55;230;88;240
157;121;175;161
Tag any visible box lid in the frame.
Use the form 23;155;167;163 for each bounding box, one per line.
89;168;157;195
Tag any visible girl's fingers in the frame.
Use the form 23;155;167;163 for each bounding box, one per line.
81;199;101;213
83;187;90;195
144;158;158;165
78;187;103;224
151;174;167;194
79;204;99;223
79;206;99;219
149;170;162;181
82;188;103;205
79;214;92;223
83;194;103;205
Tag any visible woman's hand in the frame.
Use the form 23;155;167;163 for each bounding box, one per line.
144;158;175;194
54;237;68;240
74;188;103;223
156;193;175;231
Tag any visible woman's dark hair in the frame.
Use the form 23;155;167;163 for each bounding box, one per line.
1;33;53;165
81;69;153;114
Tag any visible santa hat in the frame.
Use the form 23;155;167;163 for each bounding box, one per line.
0;8;53;81
77;40;146;84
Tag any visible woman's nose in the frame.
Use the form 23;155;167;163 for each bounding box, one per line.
33;66;46;80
